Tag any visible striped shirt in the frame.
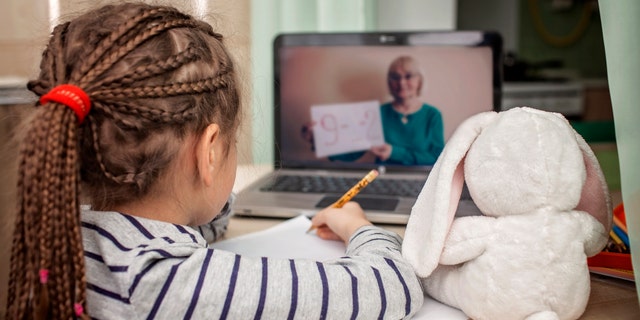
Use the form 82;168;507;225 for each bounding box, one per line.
81;208;424;319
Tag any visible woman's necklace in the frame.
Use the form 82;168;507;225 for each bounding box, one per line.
394;101;417;125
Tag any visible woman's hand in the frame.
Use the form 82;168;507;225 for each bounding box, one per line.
310;202;372;243
370;144;392;161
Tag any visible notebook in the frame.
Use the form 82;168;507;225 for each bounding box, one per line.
234;30;503;224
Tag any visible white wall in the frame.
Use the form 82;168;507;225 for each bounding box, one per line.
457;0;519;53
377;0;457;31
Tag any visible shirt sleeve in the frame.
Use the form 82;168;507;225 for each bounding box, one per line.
128;226;424;319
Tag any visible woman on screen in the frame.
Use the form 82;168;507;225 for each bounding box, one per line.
304;55;445;166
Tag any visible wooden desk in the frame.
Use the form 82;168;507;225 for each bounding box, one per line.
230;165;640;319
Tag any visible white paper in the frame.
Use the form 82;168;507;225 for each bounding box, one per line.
211;215;468;319
211;215;345;260
310;100;385;158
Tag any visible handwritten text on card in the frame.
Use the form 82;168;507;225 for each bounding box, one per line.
311;100;385;158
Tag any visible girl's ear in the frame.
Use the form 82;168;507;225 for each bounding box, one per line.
196;123;221;187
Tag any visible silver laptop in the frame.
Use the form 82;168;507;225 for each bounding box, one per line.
234;30;503;224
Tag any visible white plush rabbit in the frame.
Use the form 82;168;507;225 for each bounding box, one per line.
402;107;612;320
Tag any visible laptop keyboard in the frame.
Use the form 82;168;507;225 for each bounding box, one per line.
260;175;425;198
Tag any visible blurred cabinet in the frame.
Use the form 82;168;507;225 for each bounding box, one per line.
583;80;614;121
502;79;613;121
502;82;585;117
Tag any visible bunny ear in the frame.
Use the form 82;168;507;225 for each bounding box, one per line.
402;111;498;277
574;132;613;255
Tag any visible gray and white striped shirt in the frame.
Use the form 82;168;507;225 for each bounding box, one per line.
81;208;424;319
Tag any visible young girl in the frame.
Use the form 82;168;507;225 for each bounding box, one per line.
7;3;423;319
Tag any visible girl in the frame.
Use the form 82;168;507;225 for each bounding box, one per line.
7;3;423;319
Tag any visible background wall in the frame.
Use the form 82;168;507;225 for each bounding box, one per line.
0;1;49;78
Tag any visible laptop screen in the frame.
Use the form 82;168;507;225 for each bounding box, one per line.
274;31;502;172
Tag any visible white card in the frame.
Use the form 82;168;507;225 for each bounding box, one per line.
310;100;385;158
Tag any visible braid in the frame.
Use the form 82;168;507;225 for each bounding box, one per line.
93;75;229;100
87;118;147;186
95;100;197;128
97;43;201;89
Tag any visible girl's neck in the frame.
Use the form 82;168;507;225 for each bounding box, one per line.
113;197;191;226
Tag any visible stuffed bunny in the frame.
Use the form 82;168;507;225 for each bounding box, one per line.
402;107;612;320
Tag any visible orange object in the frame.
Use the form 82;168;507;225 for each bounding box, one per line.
614;203;626;225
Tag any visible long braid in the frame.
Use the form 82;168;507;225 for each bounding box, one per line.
17;108;51;318
7;3;240;318
35;104;61;317
94;76;230;100
7;22;68;311
6;159;27;316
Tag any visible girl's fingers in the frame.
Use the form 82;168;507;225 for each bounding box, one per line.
315;226;342;241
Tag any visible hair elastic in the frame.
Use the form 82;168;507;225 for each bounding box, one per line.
40;84;91;123
74;303;84;317
39;269;49;284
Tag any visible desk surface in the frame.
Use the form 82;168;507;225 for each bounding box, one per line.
230;165;639;319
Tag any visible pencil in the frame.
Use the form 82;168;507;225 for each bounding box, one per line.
609;230;627;250
306;169;379;233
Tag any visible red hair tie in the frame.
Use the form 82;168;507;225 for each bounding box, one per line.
40;84;91;124
74;303;84;317
39;269;49;284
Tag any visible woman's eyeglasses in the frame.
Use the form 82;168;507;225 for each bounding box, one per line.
389;72;418;82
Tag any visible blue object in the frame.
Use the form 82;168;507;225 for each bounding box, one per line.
613;224;630;247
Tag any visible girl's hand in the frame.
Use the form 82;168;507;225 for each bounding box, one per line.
310;202;372;243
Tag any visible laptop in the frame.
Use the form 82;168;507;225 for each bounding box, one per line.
234;30;503;224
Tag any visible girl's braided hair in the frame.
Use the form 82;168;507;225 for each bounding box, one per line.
6;3;240;319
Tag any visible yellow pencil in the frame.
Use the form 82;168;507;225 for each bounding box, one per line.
609;230;627;250
306;169;379;233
